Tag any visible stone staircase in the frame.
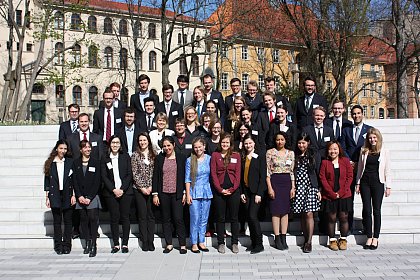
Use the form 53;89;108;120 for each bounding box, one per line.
0;120;419;249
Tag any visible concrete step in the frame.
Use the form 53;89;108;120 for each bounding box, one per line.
0;149;51;158
0;166;44;176
0;158;44;167
0;175;43;187
392;150;420;160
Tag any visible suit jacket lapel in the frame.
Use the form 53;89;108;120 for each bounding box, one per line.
63;160;72;185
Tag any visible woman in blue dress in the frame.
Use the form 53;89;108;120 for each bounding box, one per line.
185;137;213;253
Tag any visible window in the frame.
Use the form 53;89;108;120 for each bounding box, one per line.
241;45;248;60
148;23;156;39
32;83;45;95
272;49;280;63
370;106;375;118
72;44;81;65
196;35;200;47
16;42;20;51
241;74;249;91
104;47;113;68
178;33;182;45
274;76;281;91
191;55;199;76
348;81;354;98
89;86;98;106
70;13;82;30
370;84;375;97
54;42;64;65
119;19;128;35
326;80;332;93
56;84;65;106
221;44;228;58
104;17;113;34
179;56;187;75
370;64;375;72
362;105;367;117
88;45;98;67
54;11;64;29
88;15;97;32
183;34;188;45
379;108;385;119
257;47;264;61
205;38;212;53
148;51;156;71
133;20;141;38
135;49;142;70
378;85;382;99
26;43;33;52
258;74;264;89
73;86;82;104
362;83;367;97
16;10;22;26
120;48;128;69
221;73;228;90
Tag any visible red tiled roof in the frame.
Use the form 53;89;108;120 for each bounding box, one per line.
354;36;396;64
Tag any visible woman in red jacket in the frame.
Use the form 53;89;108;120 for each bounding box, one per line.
210;133;241;254
319;141;353;251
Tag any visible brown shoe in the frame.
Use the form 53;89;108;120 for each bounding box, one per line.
338;239;347;250
328;240;339;251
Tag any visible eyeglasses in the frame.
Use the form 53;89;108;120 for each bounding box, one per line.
111;141;121;145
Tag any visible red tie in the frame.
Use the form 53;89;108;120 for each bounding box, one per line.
106;109;111;142
83;132;87;141
269;110;274;122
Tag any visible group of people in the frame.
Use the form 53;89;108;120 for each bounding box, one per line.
43;74;391;257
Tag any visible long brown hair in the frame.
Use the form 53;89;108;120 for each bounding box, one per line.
44;140;71;176
189;137;206;188
217;133;234;167
362;128;383;155
228;96;247;121
135;132;156;161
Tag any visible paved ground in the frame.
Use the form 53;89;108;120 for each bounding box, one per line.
0;244;419;280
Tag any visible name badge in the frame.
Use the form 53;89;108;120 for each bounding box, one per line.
362;133;367;139
213;99;218;103
88;167;96;172
277;101;283;106
231;158;237;164
143;159;150;165
324;137;330;142
252;130;258;136
333;163;339;168
185;144;192;149
116;118;122;123
68;169;73;176
285;160;292;166
172;111;178;116
107;162;113;169
92;141;97;147
251;153;258;159
313;104;319;109
281;126;289;132
152;122;157;127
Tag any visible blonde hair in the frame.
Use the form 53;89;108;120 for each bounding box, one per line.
184;105;200;125
362;127;383;155
155;112;168;129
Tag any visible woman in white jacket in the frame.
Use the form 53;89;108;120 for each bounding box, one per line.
355;128;391;250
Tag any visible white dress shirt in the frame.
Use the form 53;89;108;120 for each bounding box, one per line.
53;157;65;191
110;153;122;189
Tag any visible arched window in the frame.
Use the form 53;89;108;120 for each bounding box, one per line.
119;19;128;35
88;15;97;32
179;55;187;75
148;23;156;39
104;47;113;68
72;44;81;65
135;49;142;70
148;51;157;71
70;13;81;30
54;42;64;65
54;11;64;29
73;86;82;104
191;55;199;76
88;45;98;67
104;17;113;34
178;33;182;45
120;48;128;69
89;86;98;106
133;20;142;38
32;83;45;94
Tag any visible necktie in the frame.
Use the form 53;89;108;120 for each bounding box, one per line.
166;103;170;116
72;121;77;133
197;103;201;117
148;115;152;131
335;119;340;139
355;126;360;143
317;127;322;145
305;97;310;112
269;110;274;122
180;91;184;107
106;109;111;142
83;132;87;141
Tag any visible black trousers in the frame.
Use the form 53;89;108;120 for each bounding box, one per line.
51;207;73;250
79;208;99;244
104;194;133;247
133;190;155;245
360;172;385;238
160;192;186;246
214;189;240;245
243;188;262;247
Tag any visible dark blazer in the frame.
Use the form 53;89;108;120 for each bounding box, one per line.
325;116;352;142
294;149;321;190
244;93;263;117
72;157;101;200
224;93;245;115
137;112;157;133
241;153;267;197
302;124;335;159
92;107;124;137
58;120;77;141
207;89;226;122
257;108;277;146
130;92;159;117
267;120;298;151
340;123;373;162
99;99;127;110
152;153;186;200
275;95;294;119
67;131;103;160
294;93;328;129
44;158;74;209
101;153;133;197
210;152;241;194
174;133;194;157
319;157;353;201
156;100;183;131
116;125;142;154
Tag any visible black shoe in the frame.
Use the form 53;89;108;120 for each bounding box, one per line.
180;248;187;254
280;234;289;250
62;248;71;255
370;240;378;250
250;245;264;254
141;243;149;252
83;240;92;254
363;244;372;249
89;244;97;257
54;248;63;255
303;242;312;253
275;235;284;250
148;242;155;251
111;247;120;254
121;247;129;253
163;246;173;254
191;248;200;253
198;245;209;252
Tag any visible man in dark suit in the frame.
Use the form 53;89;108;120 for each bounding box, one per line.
202;74;226;122
325;99;352;142
130;74;159;117
117;108;141;156
172;75;193;109
265;77;293;121
340;104;373;233
138;97;157;133
294;76;328;130
93;90;124;152
244;80;263;121
224;78;245;114
99;82;127;109
156;84;183;131
58;104;80;140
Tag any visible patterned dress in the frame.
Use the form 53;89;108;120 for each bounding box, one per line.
292;157;320;213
